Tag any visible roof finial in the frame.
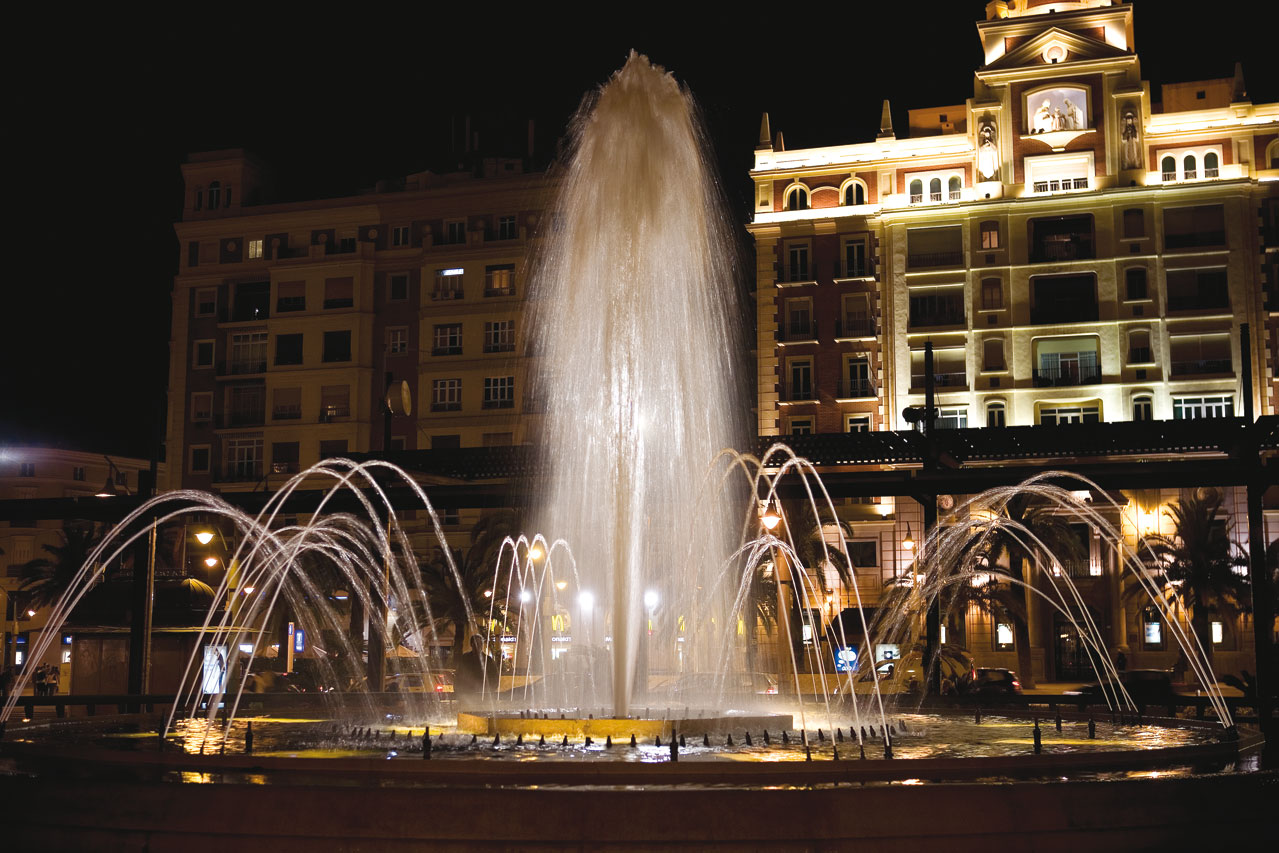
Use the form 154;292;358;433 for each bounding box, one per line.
1232;62;1247;102
877;99;895;140
757;112;772;150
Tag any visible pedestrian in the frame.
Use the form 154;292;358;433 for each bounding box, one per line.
0;666;13;700
1115;646;1128;673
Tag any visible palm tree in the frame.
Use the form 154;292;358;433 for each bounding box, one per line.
17;523;103;610
1136;492;1250;672
953;493;1085;688
416;509;521;667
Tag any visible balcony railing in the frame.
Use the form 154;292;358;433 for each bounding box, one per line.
482;397;515;410
1031;177;1089;193
1171;358;1232;376
219;464;263;483
484;273;515;297
1205;167;1219;178
431;287;464;301
929;191;942;202
220;409;265;428
1053;559;1097;579
779;265;814;283
780;382;815;402
319;405;350;421
909;309;965;328
834;317;876;338
780;320;816;342
276;296;305;312
483;341;516;354
1166;293;1229;312
836;260;869;278
836;378;876;398
430;400;462;412
949;189;961;201
907;250;963;269
322;297;354;309
910;193;923;204
272;406;302;420
911;372;966;389
1030;301;1099;325
223;359;267;376
1128;347;1152;364
1162;172;1176;182
431;344;463;356
1033;364;1102;387
1183;169;1197;180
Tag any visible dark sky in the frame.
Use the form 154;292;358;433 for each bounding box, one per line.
4;3;1277;459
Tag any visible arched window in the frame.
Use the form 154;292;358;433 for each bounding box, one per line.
1204;151;1219;178
929;177;942;202
986;400;1006;428
1161;156;1176;181
785;185;809;211
948;175;962;201
1183;154;1197;180
844;182;866;206
1133;394;1153;422
208;180;221;210
909;179;923;203
1128;330;1151;363
194;188;203;211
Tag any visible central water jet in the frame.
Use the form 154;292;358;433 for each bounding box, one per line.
530;53;745;715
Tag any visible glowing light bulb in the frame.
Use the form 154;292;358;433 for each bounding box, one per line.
204;557;219;568
578;591;595;611
195;531;215;545
529;544;544;561
643;590;659;609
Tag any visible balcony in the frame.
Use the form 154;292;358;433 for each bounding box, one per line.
219;409;265;428
834;317;876;338
484;273;515;297
1033;364;1102;387
1029;238;1094;263
320;405;351;422
1165;231;1225;251
911;372;966;390
483;341;516;354
836;378;876;398
1031;177;1089;193
276;296;305;313
432;344;463;356
272;406;302;421
219;359;267;376
218;464;263;483
482;398;515;410
1166;293;1229;312
432;286;464;301
323;297;354;310
1171;358;1232;377
910;193;923;204
836;260;869;278
1030;300;1098;326
430;400;462;413
1052;559;1097;579
1183;169;1198;180
1205;167;1219;178
779;265;814;283
779;320;817;342
906;251;963;270
1162;172;1176;182
780;382;815;402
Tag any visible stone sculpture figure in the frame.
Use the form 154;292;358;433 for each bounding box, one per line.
977;121;1000;181
1121;110;1141;169
1034;99;1053;133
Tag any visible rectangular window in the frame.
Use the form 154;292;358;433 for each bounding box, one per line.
387;327;408;355
320;385;350;420
483;376;515;409
432;379;462;411
444;220;466;244
1125;268;1148;301
230;332;267;374
848;541;878;569
433;323;463;356
497;215;518;240
788;417;813;435
1144;614;1164;649
1173;395;1234;419
72;466;85;481
223;437;264;482
995;623;1014;651
272;387;302;420
433;268;464;300
1030;274;1098;325
276;281;305;312
194;340;215;369
392;225;410;247
1028;214;1095;262
1133;396;1153;422
906;226;963;269
980;278;1003;310
987;404;1006;427
319;439;348;458
783;299;814;340
484;320;515;353
1164;205;1225;250
274;333;303;366
1211;621;1224;645
191;392;213;422
909;289;965;328
271;441;300;475
1038;405;1101;425
485;264;515;296
18;462;35;478
323;277;354;309
189;446;210;474
785;244;810;282
188;241;200;267
322;331;351;362
227;385;265;427
980;221;1000;250
787;359;813;401
248;239;264;259
388;273;409;301
195;288;217;317
1122;209;1145;239
935;407;968;429
232;281;270;321
846;415;870;432
843;240;868;278
1166;268;1228;312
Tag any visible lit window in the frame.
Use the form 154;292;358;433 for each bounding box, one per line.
248;239;263;259
485;264;515;296
1143;607;1163;649
995;623;1014;651
433;268;464;300
1211;621;1224;645
980;221;999;250
1173;395;1233;420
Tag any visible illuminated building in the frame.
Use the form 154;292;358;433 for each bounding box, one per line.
749;0;1278;681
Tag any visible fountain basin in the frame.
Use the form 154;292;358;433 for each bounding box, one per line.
455;710;793;739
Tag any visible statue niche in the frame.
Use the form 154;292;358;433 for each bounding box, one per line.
1121;109;1142;170
977;120;1000;181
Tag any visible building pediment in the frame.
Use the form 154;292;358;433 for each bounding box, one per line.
985;25;1129;71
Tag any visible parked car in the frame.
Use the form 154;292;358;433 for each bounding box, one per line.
1066;669;1176;708
838;645;976;696
970;667;1022;696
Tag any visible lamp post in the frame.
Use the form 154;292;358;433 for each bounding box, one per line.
761;497;795;696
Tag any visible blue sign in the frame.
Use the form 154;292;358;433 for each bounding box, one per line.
294;628;306;653
834;644;859;672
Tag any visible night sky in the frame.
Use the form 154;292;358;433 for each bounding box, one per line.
4;4;1277;460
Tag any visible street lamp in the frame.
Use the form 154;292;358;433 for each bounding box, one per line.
194;531;215;546
902;524;916;551
643;589;659;610
761;497;781;531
